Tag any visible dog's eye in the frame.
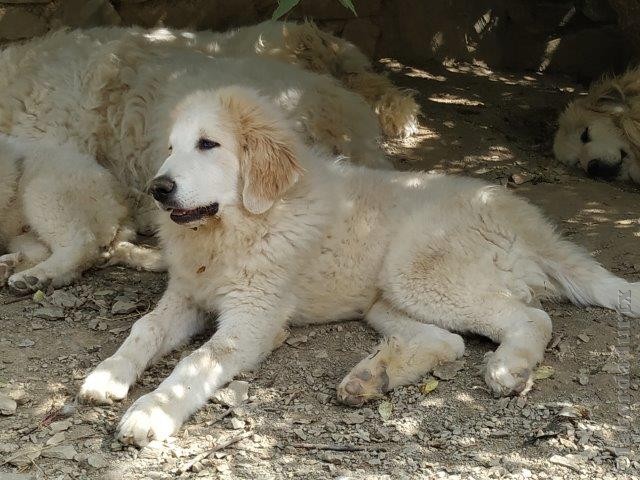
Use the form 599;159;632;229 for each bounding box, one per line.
580;127;591;144
168;145;173;152
197;138;220;150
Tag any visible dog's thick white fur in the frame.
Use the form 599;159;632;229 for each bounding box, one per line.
0;135;162;292
0;23;404;289
79;87;640;447
554;68;640;183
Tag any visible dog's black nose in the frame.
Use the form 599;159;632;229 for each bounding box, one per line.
149;176;176;202
586;160;621;179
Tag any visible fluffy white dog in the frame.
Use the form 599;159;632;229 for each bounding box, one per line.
80;86;640;446
0;22;406;290
554;69;640;183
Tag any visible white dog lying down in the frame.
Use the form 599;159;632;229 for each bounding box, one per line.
79;86;640;446
0;23;403;290
554;69;640;183
0;135;162;292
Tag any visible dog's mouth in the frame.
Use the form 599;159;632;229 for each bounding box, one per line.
168;203;219;224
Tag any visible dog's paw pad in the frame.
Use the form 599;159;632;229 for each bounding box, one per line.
337;365;389;407
8;273;50;293
117;393;178;447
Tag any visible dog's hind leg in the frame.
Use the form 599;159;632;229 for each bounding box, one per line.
336;298;465;406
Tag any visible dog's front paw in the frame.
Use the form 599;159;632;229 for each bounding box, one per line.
484;352;533;397
8;270;50;294
79;356;136;405
337;354;390;407
117;392;180;447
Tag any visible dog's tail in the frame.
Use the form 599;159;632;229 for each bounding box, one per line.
275;21;420;139
538;237;639;317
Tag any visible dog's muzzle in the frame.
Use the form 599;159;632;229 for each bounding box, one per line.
149;175;176;203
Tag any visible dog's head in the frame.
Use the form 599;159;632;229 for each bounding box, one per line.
554;80;640;183
150;87;303;227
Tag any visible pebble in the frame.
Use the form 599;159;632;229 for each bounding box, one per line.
7;447;41;467
0;392;17;415
50;419;72;432
33;306;65;321
578;374;589;385
549;454;583;472
577;333;590;343
46;432;66;445
17;338;35;348
111;300;139;315
50;290;82;308
212;381;249;407
230;418;246;430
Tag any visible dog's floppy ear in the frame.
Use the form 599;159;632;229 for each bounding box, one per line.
219;87;302;215
593;85;628;114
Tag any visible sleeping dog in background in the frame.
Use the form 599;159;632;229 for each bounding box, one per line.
80;86;640;447
0;135;162;292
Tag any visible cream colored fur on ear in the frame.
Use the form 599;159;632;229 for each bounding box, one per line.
217;87;303;214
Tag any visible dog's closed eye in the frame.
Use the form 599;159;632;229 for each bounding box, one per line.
197;138;221;150
580;127;590;144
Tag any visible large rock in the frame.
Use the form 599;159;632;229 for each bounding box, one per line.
51;0;121;29
0;8;47;40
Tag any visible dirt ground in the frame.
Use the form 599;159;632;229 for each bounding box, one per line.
0;59;639;480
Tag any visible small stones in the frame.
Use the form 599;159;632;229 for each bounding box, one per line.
578;373;589;385
212;380;249;407
549;453;583;472
377;401;393;421
419;377;439;394
230;418;246;430
46;432;66;446
285;334;308;347
32;306;65;320
533;365;555;380
7;447;42;467
433;360;465;381
0;392;17;415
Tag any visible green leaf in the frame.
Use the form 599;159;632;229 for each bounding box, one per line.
338;0;357;16
272;0;301;20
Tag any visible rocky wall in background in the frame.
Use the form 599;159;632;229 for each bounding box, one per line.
0;0;633;82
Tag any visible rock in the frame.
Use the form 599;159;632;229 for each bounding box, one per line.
316;392;330;404
111;299;139;315
230;418;246;430
49;419;72;432
7;447;41;467
285;335;308;347
0;442;20;454
46;432;66;445
50;290;81;308
343;412;365;425
577;333;590;343
433;360;465;380
41;444;77;460
293;428;307;440
17;338;34;348
33;306;65;321
0;392;17;415
602;361;622;374
51;0;121;29
0;8;48;40
212;381;249;407
0;473;36;480
549;454;583;472
378;401;393;420
87;453;108;468
578;374;589;385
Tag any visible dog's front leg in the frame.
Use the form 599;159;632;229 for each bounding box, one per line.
79;287;206;404
116;307;287;447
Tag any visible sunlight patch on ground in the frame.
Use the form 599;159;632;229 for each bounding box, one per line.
427;94;484;107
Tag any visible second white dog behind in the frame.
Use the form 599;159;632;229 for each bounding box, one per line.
0;134;162;292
